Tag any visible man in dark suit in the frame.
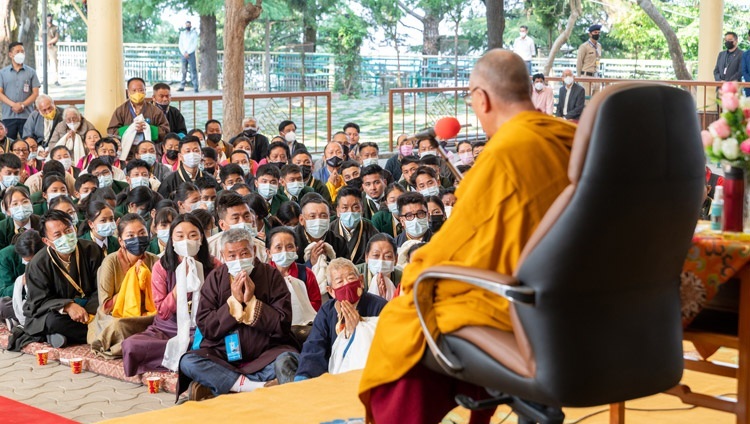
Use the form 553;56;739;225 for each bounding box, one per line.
715;31;743;83
556;69;586;122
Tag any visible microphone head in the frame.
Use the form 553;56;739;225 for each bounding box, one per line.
434;117;461;140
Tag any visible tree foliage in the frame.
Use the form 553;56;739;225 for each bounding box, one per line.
319;8;369;96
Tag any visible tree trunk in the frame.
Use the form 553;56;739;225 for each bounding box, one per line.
486;0;503;50
422;12;440;55
544;0;581;76
223;0;262;137
14;0;36;70
0;0;12;69
637;0;691;80
303;23;316;53
199;14;218;91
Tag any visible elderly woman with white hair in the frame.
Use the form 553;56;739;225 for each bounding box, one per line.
50;106;95;162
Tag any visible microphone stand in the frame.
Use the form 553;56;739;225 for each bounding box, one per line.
427;135;463;183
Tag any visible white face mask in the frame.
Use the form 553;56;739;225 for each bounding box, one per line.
362;158;378;167
445;205;453;218
286;181;305;198
272;251;298;268
258;183;278;200
173;239;201;257
67;121;80;131
305;218;330;239
534;82;544;91
130;176;150;189
226;257;255;277
58;157;72;171
405;217;429;238
230;222;258;238
420;150;437;158
13;52;24;65
520;31;527;38
182;152;202;168
284;131;296;143
368;259;394;275
564;76;574;86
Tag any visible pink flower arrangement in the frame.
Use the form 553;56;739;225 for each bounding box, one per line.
704;82;750;164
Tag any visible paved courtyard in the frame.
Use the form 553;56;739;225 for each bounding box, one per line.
0;349;173;423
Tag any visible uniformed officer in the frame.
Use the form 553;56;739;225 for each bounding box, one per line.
576;24;603;98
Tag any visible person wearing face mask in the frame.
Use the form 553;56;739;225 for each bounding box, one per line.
152;83;187;136
205;119;231;163
0;230;44;330
331;187;379;265
576;24;604;97
278;119;307;156
512;25;535;74
178;20;199;92
715;31;743;84
291;150;332;205
177;227;300;401
556;69;585;122
33;175;68;216
0;42;41;140
229;148;257;185
394;192;432;248
121;214;221;377
356;234;401;301
135;140;173;183
415;138;454;184
14;210;103;350
530;73;554;115
0;187;41;250
21;94;63;148
107;77;170;142
92;137;127;176
25;158;74;204
254;164;289;216
294;193;349;269
147;207;177;256
280;164;313;203
79;200;120;256
157;136;218;197
384;134;414;182
208;191;268;264
87;214;159;358
371;183;405;238
411;166;442;199
266;227;321;329
87;157;129;195
240;116;269;162
284;258;386;383
122;158;158;195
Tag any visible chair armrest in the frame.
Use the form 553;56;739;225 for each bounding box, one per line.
416;265;535;305
413;265;536;373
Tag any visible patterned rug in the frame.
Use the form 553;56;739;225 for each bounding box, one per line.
0;323;179;393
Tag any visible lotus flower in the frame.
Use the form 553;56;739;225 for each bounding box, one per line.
722;92;740;112
701;130;714;148
722;138;740;160
740;140;750;154
722;81;739;94
710;118;732;139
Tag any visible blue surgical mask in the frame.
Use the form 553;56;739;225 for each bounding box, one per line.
98;174;113;188
200;200;215;213
387;202;399;216
419;186;440;198
70;214;79;226
96;221;117;237
2;175;19;188
53;232;78;255
157;228;170;244
286;181;305;198
258;183;278;200
240;164;251;176
230;222;257;238
130;176;150;189
362;158;378;167
140;153;157;167
305;218;329;239
405;217;429;238
10;203;33;222
339;211;361;229
271;251;298;267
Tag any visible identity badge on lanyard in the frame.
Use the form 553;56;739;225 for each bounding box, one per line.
23;80;29;94
225;330;242;362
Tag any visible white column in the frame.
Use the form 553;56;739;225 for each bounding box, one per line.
697;0;724;110
84;0;125;133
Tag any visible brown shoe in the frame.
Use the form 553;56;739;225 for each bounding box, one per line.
188;381;215;402
263;379;278;387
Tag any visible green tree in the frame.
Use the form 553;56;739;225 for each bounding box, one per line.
362;0;405;86
287;0;338;52
319;9;369;96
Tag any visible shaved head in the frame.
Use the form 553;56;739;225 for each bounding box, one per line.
470;49;532;104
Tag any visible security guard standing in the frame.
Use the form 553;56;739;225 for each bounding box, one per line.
576;24;603;98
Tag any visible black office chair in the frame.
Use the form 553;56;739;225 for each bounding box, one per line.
414;83;706;423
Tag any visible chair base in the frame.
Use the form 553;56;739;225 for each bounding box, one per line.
455;393;564;424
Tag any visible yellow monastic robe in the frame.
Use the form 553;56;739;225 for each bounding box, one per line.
358;111;577;418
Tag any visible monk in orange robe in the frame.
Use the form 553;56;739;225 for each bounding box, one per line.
358;50;578;423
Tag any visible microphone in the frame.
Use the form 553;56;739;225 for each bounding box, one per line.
404;117;462;142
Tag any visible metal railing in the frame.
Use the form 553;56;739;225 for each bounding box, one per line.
36;42;697;95
59;91;333;153
387;78;742;151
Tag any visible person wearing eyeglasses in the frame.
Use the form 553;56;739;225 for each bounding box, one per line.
394;192;432;248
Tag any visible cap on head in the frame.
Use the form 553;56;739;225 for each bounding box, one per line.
588;24;602;33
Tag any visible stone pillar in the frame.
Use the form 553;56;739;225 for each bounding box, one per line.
697;0;723;111
84;0;124;134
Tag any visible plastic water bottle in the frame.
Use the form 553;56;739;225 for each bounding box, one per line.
711;185;724;231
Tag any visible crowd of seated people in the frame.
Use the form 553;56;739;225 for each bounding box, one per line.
0;65;483;402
